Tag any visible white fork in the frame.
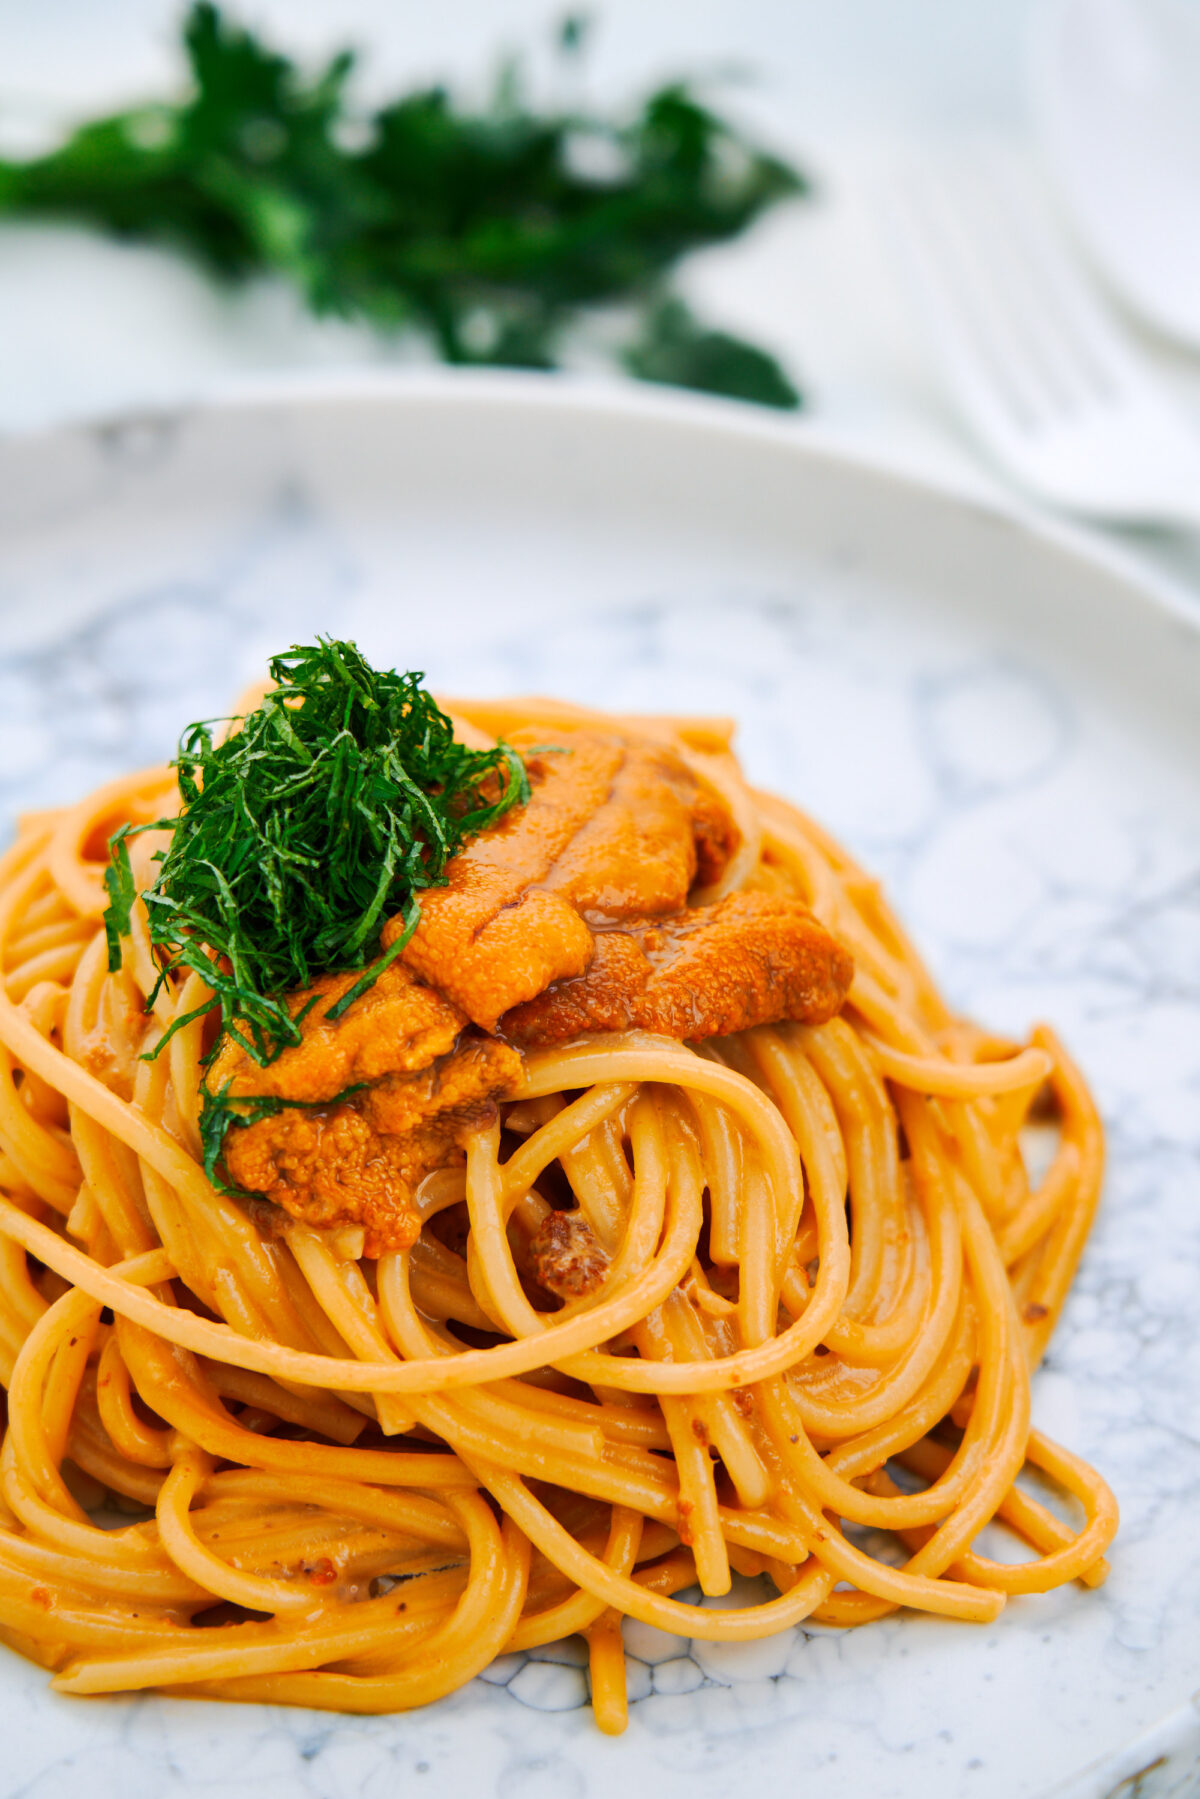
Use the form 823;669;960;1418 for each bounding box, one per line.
881;142;1200;531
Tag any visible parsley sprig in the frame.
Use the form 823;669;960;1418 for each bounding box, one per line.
103;640;528;1076
0;5;805;408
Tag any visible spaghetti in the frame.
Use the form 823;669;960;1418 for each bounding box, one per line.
0;689;1116;1733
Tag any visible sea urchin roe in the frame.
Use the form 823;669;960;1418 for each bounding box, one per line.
392;726;743;1032
208;961;468;1106
210;961;522;1254
220;1047;522;1258
500;891;854;1046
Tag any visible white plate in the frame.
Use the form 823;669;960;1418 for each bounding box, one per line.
1;374;1199;1799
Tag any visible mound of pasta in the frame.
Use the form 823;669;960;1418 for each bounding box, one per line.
0;656;1116;1733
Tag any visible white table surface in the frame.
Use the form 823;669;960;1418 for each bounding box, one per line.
2;0;1200;611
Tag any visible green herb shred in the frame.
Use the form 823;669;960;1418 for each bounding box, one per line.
104;639;528;1086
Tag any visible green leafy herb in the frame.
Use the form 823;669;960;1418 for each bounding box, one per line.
624;298;800;410
102;831;137;972
104;639;528;1076
0;3;806;407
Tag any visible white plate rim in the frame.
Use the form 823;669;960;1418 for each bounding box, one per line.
3;363;1199;649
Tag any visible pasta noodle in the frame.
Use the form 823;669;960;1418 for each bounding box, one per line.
0;695;1116;1730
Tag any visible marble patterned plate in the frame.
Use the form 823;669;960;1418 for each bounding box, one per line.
1;373;1199;1799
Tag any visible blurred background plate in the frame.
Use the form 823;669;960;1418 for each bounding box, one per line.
1;373;1199;1799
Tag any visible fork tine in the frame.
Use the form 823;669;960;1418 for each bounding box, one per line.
884;141;1147;440
886;155;1055;435
882;136;1200;524
935;165;1084;422
965;147;1132;400
945;154;1111;411
883;138;1200;525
